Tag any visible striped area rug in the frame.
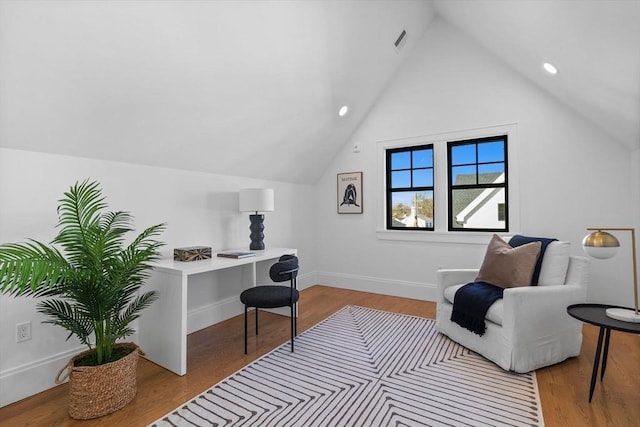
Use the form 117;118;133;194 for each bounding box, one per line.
151;306;544;426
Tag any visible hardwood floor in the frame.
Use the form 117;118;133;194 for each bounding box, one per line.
1;285;639;426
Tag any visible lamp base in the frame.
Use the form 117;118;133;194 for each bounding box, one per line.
248;214;265;251
605;308;640;323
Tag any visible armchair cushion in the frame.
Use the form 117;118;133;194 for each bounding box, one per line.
475;234;541;288
444;283;504;326
537;241;570;286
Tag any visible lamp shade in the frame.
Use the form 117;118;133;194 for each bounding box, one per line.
582;230;620;259
239;188;274;213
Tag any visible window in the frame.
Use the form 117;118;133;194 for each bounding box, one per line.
377;124;518;243
386;144;434;230
448;135;508;232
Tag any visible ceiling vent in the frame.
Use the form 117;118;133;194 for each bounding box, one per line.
393;29;407;53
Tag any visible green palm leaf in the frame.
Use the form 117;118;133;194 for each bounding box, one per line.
0;241;71;295
37;299;94;347
0;180;165;365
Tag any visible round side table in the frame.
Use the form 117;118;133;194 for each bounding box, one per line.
567;303;640;402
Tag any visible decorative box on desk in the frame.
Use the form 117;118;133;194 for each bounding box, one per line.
173;246;212;262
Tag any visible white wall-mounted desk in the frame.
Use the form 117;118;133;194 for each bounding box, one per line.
139;247;297;375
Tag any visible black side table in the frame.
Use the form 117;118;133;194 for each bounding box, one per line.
567;303;640;402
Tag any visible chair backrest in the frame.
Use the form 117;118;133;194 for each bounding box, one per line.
500;238;589;287
536;241;589;287
269;255;299;283
564;255;589;287
537;240;571;285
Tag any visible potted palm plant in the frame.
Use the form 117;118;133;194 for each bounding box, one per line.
0;180;165;419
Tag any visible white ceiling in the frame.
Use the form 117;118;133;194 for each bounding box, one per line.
1;1;638;185
0;0;434;184
434;0;640;151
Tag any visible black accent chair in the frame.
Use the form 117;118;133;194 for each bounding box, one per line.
240;255;299;354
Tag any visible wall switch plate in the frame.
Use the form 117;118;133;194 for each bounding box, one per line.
16;321;32;343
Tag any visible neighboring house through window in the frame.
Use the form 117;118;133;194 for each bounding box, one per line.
386;144;434;230
448;135;508;232
377;124;518;243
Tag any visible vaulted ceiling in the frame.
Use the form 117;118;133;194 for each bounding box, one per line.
1;1;638;185
434;0;640;152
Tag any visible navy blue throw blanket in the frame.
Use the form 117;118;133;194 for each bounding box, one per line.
451;282;504;336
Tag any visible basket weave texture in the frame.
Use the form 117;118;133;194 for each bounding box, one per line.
62;342;139;420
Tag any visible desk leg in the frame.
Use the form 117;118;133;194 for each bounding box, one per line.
139;270;188;376
589;327;606;402
600;328;611;381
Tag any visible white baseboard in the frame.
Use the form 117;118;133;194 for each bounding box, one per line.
0;331;140;408
186;271;433;333
0;344;84;407
0;271;416;408
188;296;243;334
312;271;437;302
187;272;316;333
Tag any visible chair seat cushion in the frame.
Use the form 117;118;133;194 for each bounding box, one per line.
444;284;504;326
240;285;299;309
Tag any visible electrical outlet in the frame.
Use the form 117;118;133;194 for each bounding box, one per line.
16;321;32;343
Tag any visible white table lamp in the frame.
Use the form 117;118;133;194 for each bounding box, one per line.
582;228;639;323
239;189;274;250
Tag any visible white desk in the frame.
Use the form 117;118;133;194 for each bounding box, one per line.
139;247;297;375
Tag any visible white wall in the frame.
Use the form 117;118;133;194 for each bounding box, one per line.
313;18;634;304
0;147;315;406
2;13;638;411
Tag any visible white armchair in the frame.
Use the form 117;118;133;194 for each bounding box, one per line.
436;243;589;373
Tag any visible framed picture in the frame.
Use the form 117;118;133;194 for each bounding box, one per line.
337;172;363;214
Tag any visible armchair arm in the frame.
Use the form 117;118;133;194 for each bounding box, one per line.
436;269;479;304
502;284;587;342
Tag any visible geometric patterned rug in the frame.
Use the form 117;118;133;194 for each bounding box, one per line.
150;305;544;426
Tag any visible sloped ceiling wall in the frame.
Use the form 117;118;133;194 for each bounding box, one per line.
0;0;434;184
1;1;638;186
433;0;640;150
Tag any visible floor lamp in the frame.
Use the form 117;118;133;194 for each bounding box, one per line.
582;227;639;323
239;188;274;251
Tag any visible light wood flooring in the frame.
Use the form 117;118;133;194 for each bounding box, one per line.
1;285;639;426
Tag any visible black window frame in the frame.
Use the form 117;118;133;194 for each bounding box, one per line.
447;135;508;232
385;144;434;231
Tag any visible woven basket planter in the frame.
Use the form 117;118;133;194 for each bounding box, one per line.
55;342;140;420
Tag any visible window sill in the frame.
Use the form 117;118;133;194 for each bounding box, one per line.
376;229;516;245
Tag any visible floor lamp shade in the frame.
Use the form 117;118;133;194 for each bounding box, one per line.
582;228;639;323
582;230;620;259
239;189;274;250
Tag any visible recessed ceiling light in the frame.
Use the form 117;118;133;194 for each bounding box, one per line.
338;105;349;117
543;62;558;75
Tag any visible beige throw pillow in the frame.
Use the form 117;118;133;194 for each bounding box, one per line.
476;234;542;288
